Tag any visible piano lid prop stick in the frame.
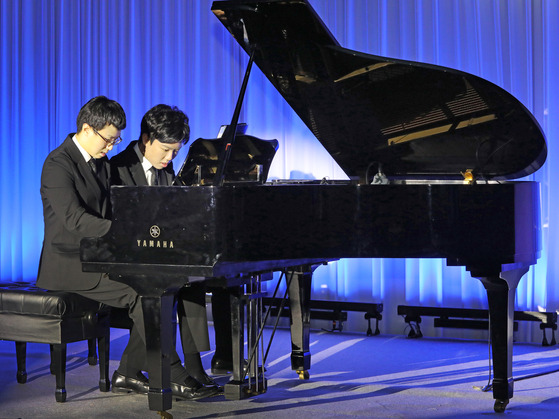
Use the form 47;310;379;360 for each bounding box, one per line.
213;47;256;186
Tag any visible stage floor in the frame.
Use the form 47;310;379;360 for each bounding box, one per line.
1;325;559;418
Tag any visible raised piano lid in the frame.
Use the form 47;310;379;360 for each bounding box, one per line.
211;0;547;182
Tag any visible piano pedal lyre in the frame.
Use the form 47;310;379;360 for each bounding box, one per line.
157;410;173;419
225;273;269;399
243;372;267;396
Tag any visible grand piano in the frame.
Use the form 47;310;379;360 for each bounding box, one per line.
81;0;547;414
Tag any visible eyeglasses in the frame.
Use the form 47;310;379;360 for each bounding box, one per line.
92;127;122;146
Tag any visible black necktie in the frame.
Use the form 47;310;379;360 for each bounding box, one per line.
88;159;98;175
150;167;159;185
88;158;107;192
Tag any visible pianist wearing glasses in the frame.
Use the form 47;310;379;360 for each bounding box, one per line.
110;104;225;390
37;96;219;401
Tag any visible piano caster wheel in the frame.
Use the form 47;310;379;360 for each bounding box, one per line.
297;370;310;380
494;399;509;413
157;410;173;419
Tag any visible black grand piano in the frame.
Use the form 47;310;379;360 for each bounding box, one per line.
81;0;546;414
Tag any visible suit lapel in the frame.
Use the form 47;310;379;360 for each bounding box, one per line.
123;141;149;185
63;136;107;214
130;162;148;185
162;164;175;185
97;158;111;216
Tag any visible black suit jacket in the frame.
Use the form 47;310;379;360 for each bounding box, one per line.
37;134;111;291
110;140;174;186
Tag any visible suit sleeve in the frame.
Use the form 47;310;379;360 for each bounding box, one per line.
41;155;111;239
109;160;123;185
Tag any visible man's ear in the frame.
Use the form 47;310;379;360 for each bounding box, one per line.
79;123;91;135
141;133;150;145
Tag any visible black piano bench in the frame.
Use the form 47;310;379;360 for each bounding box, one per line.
0;281;110;402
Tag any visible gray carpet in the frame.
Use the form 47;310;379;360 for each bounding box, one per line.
1;326;559;418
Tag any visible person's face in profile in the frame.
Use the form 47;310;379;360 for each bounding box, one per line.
81;123;121;158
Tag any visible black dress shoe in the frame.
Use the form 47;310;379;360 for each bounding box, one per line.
111;371;149;395
192;371;223;392
211;357;234;375
211;357;260;375
171;376;221;401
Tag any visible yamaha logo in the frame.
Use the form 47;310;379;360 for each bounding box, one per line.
137;225;174;248
150;225;161;238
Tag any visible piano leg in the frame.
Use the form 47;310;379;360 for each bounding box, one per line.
474;267;527;413
224;285;246;399
106;274;187;413
287;266;312;379
140;293;174;412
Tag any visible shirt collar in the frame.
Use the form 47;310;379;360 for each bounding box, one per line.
72;134;94;163
134;142;154;174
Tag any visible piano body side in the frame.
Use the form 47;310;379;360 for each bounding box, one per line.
81;181;540;278
222;181;540;275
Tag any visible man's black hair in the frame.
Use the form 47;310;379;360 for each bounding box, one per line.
140;104;190;145
76;96;126;132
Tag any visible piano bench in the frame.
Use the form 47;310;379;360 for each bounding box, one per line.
0;281;110;402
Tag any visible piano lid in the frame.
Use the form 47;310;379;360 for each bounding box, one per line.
211;0;547;181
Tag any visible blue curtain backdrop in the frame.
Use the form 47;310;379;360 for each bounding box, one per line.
1;0;557;342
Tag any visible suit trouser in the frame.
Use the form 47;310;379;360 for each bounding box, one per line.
75;274;184;378
177;284;210;355
210;287;232;361
177;284;232;361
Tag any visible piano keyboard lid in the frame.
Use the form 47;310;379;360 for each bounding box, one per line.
211;0;547;182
